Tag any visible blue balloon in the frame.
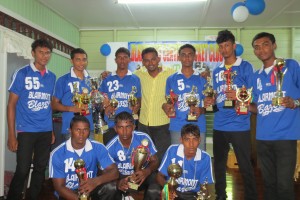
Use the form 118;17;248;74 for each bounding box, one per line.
231;2;245;15
100;44;111;56
235;44;244;56
245;0;265;15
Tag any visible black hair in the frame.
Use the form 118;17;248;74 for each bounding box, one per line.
178;44;196;54
70;48;88;59
31;38;53;52
142;47;158;58
114;111;134;125
115;47;130;57
216;30;235;44
70;115;90;129
181;124;200;138
252;32;276;47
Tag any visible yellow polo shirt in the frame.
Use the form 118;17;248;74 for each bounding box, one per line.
135;66;175;126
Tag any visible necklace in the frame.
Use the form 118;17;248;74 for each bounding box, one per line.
120;135;134;159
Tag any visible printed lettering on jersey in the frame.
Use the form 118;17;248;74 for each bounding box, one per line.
257;91;286;116
177;177;198;192
27;90;51;112
257;78;262;91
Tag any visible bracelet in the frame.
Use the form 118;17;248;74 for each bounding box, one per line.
293;99;300;109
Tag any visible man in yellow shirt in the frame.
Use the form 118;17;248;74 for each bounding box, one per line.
135;47;175;162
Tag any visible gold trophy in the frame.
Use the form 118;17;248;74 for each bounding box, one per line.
222;70;237;108
185;86;200;122
202;77;218;113
272;58;286;106
162;163;183;200
74;159;89;200
108;97;118;120
195;178;211;200
94;112;108;143
128;86;139;120
72;82;81;111
80;88;90;116
165;89;178;118
128;139;150;190
236;85;252;115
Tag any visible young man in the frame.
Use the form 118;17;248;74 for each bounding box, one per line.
135;47;175;162
6;39;56;200
49;115;118;199
204;30;257;200
162;44;207;149
157;124;214;200
106;111;160;199
100;47;141;144
250;32;300;200
52;48;93;143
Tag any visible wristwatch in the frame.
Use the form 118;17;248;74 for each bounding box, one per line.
294;99;300;108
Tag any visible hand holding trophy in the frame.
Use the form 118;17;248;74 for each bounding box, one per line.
202;77;218;113
236;85;252;115
195;178;211;200
222;69;237;108
74;159;89;200
165;89;178;118
272;58;286;106
162;163;182;200
185;86;200;122
128;86;139;120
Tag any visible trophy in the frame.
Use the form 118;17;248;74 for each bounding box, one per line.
74;159;89;200
272;58;286;106
128;86;139;120
108;97;118;120
128;139;151;190
80;88;90;116
236;85;252;115
165;89;178;118
185;86;200;122
202;77;218;113
222;69;237;108
72;82;81;109
162;163;183;200
195;178;211;200
94;112;108;143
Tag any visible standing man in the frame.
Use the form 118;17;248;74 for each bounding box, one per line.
6;39;56;200
100;47;141;144
250;32;300;200
162;44;207;149
204;30;257;200
52;48;93;142
49;115;118;199
135;47;174;162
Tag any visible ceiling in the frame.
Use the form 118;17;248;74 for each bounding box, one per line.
38;0;300;30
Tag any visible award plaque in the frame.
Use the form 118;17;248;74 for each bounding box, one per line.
222;69;237;108
80;88;90;116
128;86;139;120
272;58;286;106
236;85;252;115
165;89;178;118
74;159;89;200
185;86;200;122
202;77;218;113
108;97;118;121
195;178;211;200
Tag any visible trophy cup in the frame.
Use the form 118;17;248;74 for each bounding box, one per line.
222;70;237;108
236;85;252;115
202;77;218;113
128;86;139;120
72;82;81;111
195;178;211;200
165;89;178;118
128;139;151;190
272;58;286;106
108;97;118;120
74;159;89;200
80;88;90;116
162;163;183;200
185;86;200;122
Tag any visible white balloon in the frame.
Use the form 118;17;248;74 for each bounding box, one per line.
232;5;249;23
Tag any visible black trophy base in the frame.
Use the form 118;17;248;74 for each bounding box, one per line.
223;100;235;109
205;105;219;113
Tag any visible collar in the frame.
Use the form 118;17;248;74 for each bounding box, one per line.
111;70;133;76
176;144;202;161
177;70;200;76
66;138;93;153
70;67;89;78
218;57;242;69
30;62;49;73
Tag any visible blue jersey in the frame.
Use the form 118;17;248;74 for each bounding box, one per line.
159;144;214;193
8;64;56;132
53;68;93;134
100;71;141;128
212;58;254;131
106;131;157;176
251;59;300;140
49;139;114;191
166;71;206;132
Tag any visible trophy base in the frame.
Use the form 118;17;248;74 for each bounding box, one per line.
132;113;139;120
128;181;139;190
187;114;198;122
272;97;283;106
205;105;218;113
108;114;116;121
94;133;103;143
79;193;89;200
223;100;235;109
236;106;248;115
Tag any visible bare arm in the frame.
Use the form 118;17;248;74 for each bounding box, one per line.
156;171;167;187
7;92;19;152
52;178;78;200
249;103;258;114
51;96;81;113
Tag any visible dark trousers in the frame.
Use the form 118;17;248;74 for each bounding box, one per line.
103;128;117;145
7;131;52;200
213;130;257;200
138;122;171;163
257;140;296;200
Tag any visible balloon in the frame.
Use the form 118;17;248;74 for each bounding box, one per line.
245;0;265;15
231;2;245;15
235;44;244;56
100;44;111;56
232;5;249;23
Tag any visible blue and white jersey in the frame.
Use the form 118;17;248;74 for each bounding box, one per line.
53;67;93;134
106;131;157;176
212;58;254;131
251;59;300;140
159;144;214;193
8;63;56;132
100;71;141;128
49;139;114;191
166;71;206;132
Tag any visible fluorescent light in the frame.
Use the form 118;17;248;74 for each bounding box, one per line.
117;0;207;4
